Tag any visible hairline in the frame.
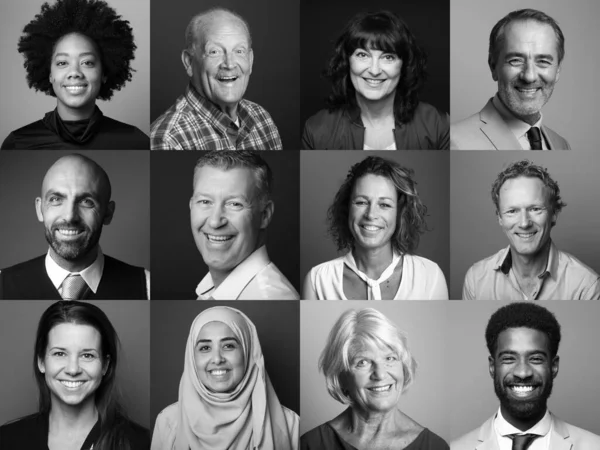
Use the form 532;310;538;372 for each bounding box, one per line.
185;8;252;52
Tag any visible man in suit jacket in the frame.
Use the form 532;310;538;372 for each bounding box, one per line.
450;303;600;450
0;154;149;300
451;9;569;150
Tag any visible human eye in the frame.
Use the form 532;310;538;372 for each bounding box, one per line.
379;202;393;209
382;53;398;62
195;198;211;206
223;342;238;350
508;58;524;67
353;49;369;59
80;198;96;208
48;195;62;205
81;353;97;360
354;358;371;369
55;60;67;67
81;59;96;67
226;201;245;210
500;355;515;364
386;354;398;362
52;350;66;357
206;47;223;57
503;209;517;216
197;344;210;352
529;206;545;214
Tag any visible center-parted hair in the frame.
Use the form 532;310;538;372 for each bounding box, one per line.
485;302;562;358
491;160;566;220
325;10;427;124
328;156;427;255
193;150;273;206
488;8;565;71
33;301;132;450
319;308;416;405
18;0;137;101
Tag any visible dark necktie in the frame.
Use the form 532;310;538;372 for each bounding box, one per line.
527;127;543;150
509;433;539;450
61;274;87;300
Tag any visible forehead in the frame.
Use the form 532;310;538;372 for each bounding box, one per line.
198;321;235;340
47;323;102;348
499;176;548;205
198;15;250;47
42;158;107;198
53;33;99;57
193;165;257;197
496;327;550;355
500;20;558;56
353;174;398;199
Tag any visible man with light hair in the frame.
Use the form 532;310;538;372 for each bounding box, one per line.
151;8;282;150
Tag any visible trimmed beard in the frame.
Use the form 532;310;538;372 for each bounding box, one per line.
494;375;553;421
44;222;102;261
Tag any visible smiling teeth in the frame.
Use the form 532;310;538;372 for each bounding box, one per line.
517;233;535;238
61;381;84;388
362;225;380;231
210;370;228;375
369;385;391;392
206;234;233;242
65;86;86;92
364;79;384;85
511;386;534;393
58;229;80;235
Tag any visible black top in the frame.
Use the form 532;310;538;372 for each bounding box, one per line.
0;412;150;450
301;423;449;450
1;107;148;150
0;254;147;300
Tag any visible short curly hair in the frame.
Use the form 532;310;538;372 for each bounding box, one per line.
328;156;428;255
485;302;561;358
324;10;427;124
18;0;136;101
491;160;566;219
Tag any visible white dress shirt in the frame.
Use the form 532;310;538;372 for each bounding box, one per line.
494;408;552;450
492;95;548;150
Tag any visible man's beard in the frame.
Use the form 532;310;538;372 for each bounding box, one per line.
494;374;553;421
44;222;102;261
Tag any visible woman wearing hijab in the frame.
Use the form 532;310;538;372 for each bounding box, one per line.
151;306;299;450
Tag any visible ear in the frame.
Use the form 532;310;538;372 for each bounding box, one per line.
555;63;561;84
248;48;254;75
102;355;110;376
38;357;46;374
488;355;496;379
35;197;44;223
103;201;115;226
489;61;498;82
496;210;502;226
260;200;274;229
102;75;107;84
551;355;559;379
49;74;54;83
181;49;194;78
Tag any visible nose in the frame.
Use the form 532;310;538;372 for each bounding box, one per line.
62;200;80;223
364;203;377;220
519;60;537;84
220;51;235;70
512;358;534;380
211;348;226;364
207;204;227;229
65;355;82;375
67;64;83;79
518;210;532;228
368;58;382;76
370;363;385;381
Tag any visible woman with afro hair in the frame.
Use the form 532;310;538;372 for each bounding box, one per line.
1;0;148;150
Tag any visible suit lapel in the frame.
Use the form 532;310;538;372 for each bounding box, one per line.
475;415;500;450
541;126;557;150
479;99;522;150
549;414;573;450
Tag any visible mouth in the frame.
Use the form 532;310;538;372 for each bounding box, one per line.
514;86;541;97
367;384;393;393
217;75;239;84
515;231;537;240
60;380;86;389
204;233;234;243
208;368;231;379
363;78;386;87
508;384;539;397
360;224;382;232
64;85;88;94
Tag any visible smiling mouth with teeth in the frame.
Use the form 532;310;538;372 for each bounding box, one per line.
205;234;234;242
60;380;85;388
209;369;230;377
368;384;392;392
218;76;238;82
361;225;381;231
509;385;536;394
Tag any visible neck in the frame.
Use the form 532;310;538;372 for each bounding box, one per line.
352;245;395;279
510;241;551;279
50;246;98;273
344;406;399;438
501;405;547;432
56;102;96;121
356;93;395;127
49;397;98;431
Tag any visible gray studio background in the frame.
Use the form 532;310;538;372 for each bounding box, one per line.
0;0;150;138
446;301;600;440
450;0;600;150
300;151;450;296
300;301;450;441
0;300;150;428
450;152;600;299
0;150;150;271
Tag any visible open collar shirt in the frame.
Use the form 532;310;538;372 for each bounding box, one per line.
151;84;282;150
492;94;548;150
494;408;552;450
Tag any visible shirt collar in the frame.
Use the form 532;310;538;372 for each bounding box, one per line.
494;407;552;437
492;93;544;141
45;247;104;293
196;245;271;300
493;242;558;278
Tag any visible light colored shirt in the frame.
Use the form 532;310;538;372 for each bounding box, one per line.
492;94;548;150
494;408;551;450
364;141;397;150
463;242;600;300
195;245;299;300
45;247;151;299
305;253;448;300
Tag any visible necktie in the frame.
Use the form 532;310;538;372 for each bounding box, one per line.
344;252;401;300
509;433;539;450
61;274;87;300
527;127;543;150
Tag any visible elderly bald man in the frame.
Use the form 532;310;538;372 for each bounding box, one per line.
0;154;149;300
151;7;282;150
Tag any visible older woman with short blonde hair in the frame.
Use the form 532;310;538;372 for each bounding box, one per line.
301;308;448;450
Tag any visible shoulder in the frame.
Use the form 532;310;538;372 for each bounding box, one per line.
6;119;46;135
150;97;194;146
542;125;570;150
239;98;275;121
449;425;481;450
1;120;46;149
1;255;46;275
304;108;343;132
465;249;504;279
412;102;448;123
420;428;450;450
406;254;443;274
310;256;345;279
0;412;44;446
99;116;149;146
153;403;179;440
120;418;151;449
301;422;337;449
556;249;599;278
103;254;145;272
255;262;300;300
553;416;600;447
282;405;300;435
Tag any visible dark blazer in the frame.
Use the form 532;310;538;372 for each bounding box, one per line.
302;102;449;150
0;254;147;300
450;98;570;150
0;412;150;450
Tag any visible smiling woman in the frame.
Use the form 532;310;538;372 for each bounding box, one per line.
0;301;150;450
1;0;148;149
150;306;299;450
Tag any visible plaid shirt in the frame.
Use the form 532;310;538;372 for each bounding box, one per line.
151;84;282;150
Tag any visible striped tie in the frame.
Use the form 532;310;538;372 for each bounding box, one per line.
61;274;87;300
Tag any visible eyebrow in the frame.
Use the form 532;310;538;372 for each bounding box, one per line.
49;346;99;352
192;193;251;202
497;350;548;357
44;190;98;201
353;195;395;201
196;337;239;344
54;52;97;59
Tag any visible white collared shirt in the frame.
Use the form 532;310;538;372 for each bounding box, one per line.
195;245;299;300
494;408;552;450
492;95;548;150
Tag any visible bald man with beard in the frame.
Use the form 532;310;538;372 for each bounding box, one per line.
0;154;149;300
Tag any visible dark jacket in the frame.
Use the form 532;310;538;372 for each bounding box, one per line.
301;102;449;150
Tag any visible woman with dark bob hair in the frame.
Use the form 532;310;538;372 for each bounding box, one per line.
1;0;148;150
302;10;448;150
303;156;448;300
0;301;150;449
300;308;449;449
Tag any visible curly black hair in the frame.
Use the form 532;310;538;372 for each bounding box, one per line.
327;156;428;255
324;10;427;124
18;0;136;101
485;302;561;358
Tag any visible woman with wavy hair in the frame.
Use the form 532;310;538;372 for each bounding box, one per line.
0;301;149;449
1;0;148;149
303;156;448;300
302;10;448;150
